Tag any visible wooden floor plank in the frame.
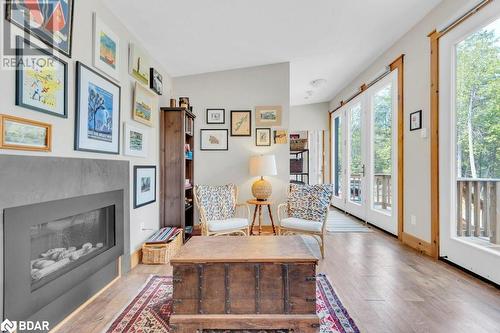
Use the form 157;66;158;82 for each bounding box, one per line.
54;230;500;333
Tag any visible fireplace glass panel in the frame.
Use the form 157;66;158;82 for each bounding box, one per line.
30;206;115;291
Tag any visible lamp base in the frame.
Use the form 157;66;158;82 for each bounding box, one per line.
252;177;272;201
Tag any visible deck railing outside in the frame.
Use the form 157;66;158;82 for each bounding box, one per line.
457;179;499;244
349;173;392;210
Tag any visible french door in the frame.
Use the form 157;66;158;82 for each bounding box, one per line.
331;71;398;235
439;1;500;284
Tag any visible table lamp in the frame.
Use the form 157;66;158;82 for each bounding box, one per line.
249;154;277;201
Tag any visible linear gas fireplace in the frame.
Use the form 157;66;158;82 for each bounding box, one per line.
3;190;124;324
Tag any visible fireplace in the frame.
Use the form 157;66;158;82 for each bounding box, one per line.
3;190;124;323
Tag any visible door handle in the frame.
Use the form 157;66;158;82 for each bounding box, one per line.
361;164;365;177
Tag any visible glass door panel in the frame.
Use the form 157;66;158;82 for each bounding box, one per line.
349;103;363;204
331;111;345;210
372;83;393;214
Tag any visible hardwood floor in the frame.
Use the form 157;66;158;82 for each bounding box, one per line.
55;231;500;333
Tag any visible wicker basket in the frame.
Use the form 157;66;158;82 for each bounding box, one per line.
142;231;183;265
290;139;307;151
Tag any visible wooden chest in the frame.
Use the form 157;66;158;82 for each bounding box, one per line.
170;236;319;332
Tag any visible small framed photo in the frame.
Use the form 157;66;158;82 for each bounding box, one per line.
200;129;228;151
16;36;68;118
0;114;52;152
256;106;282;126
93;13;120;81
75;62;121;155
124;123;148;158
256;128;272;146
133;82;157;127
410;110;422;131
134;165;156;208
230;110;251;136
206;109;225;124
150;68;163;95
274;129;288;144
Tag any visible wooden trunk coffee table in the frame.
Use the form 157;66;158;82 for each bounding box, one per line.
170;236;319;332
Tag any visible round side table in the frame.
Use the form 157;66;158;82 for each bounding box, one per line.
247;199;277;235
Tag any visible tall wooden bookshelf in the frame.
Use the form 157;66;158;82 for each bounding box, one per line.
159;107;196;240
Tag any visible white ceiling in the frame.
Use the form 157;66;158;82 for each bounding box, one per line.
105;0;441;105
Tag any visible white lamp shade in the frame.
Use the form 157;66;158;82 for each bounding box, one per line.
249;155;277;177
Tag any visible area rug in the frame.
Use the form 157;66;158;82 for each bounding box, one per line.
326;209;371;234
104;274;360;333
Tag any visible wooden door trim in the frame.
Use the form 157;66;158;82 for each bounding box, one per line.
390;55;405;241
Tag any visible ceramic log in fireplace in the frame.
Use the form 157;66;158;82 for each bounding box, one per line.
3;190;124;323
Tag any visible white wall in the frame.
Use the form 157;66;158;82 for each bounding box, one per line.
173;63;291;224
329;0;471;242
290;102;330;131
0;0;172;253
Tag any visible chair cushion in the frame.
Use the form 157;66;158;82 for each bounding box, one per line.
195;184;236;221
208;218;249;233
281;217;323;233
288;184;333;222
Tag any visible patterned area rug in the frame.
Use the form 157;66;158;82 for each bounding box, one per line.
104;274;360;333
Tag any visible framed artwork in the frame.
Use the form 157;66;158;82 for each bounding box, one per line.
230;110;251;136
150;68;163;95
129;43;150;85
206;109;225;124
200;129;228;151
255;106;282;126
0;114;51;152
134;165;156;208
16;36;68;118
6;0;74;57
274;130;288;144
124;123;148;158
133;82;157;127
75;61;121;154
410;110;422;131
256;128;272;146
93;13;120;80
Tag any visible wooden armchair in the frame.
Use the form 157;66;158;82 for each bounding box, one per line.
194;184;251;236
277;184;334;258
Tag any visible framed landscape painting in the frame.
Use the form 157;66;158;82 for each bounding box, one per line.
129;43;150;85
124;122;148;158
200;129;228;151
93;13;120;80
0;114;51;152
6;0;74;57
230;110;251;136
256;128;271;146
75;62;121;154
134;165;156;208
133;82;157;127
255;106;282;126
16;36;68;118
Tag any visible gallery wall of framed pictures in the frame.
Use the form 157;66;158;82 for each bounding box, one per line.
1;2;173;219
200;104;286;152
